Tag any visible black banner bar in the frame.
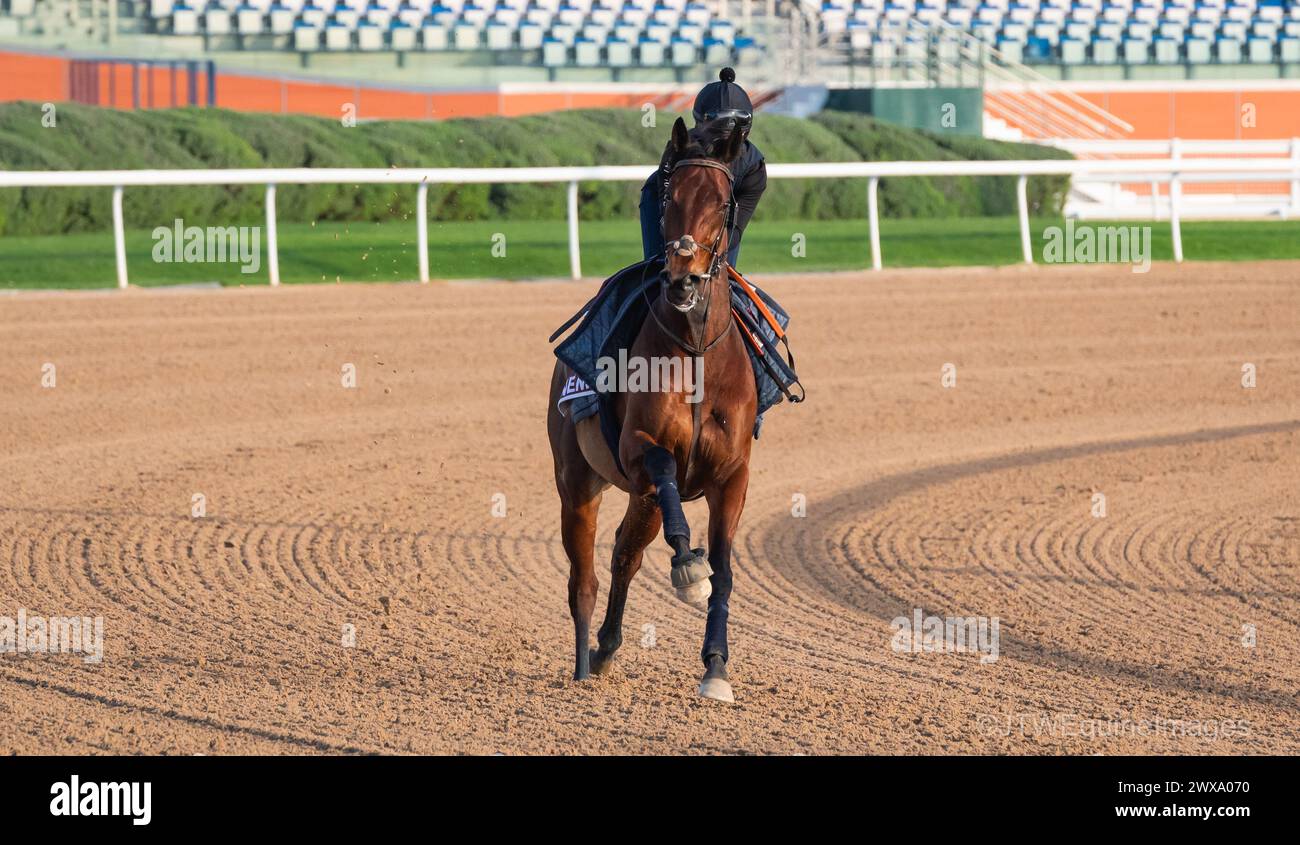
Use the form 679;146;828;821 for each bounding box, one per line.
4;755;1279;832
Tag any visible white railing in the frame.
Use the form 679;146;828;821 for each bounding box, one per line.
1054;139;1300;157
1045;138;1300;220
2;156;1299;286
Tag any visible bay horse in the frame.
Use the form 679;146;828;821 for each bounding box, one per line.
546;117;757;702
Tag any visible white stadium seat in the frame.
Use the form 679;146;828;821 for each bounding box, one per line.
574;37;601;64
1185;36;1211;63
670;37;695;64
639;37;664;63
173;7;200;35
422;23;449;48
1217;37;1243;62
357;22;385;49
519;21;545;48
237;7;265;34
24;0;1300;71
543;37;568;64
325;22;352;49
453;22;481;48
486;21;514;48
269;6;297;33
294;23;322;48
1091;37;1117;61
607;36;633;65
1247;36;1273;62
390;22;418;48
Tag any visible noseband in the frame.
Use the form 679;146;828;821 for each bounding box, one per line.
664;157;734;289
648;157;736;356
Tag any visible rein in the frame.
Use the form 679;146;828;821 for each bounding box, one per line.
644;157;737;357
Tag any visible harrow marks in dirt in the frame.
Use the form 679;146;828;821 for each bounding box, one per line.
1;262;1298;754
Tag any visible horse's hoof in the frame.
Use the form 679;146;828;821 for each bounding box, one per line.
589;648;617;676
674;579;712;610
698;677;735;703
670;550;713;610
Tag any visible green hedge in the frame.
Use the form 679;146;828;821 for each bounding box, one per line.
0;102;1071;236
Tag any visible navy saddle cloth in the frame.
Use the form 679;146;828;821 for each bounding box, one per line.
551;257;802;438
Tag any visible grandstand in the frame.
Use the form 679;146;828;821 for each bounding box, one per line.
808;0;1300;76
3;0;1299;76
4;0;1300;151
0;0;762;72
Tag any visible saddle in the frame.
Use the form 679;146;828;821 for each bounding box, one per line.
550;257;803;473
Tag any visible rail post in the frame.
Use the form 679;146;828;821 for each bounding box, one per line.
1016;174;1033;264
265;184;281;286
867;176;882;271
417;181;429;283
566;179;581;280
1291;137;1299;218
1169;138;1184;263
112;185;128;289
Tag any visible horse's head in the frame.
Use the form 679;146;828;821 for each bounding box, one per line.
661;117;743;312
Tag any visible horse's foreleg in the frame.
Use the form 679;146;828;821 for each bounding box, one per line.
643;445;691;558
561;494;601;681
699;465;749;703
642;445;713;609
591;494;661;675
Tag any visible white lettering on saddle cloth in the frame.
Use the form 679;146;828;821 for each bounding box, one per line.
557;374;596;414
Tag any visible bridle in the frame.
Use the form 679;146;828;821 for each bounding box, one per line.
645;157;737;357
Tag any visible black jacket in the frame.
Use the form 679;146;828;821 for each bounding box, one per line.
643;138;767;253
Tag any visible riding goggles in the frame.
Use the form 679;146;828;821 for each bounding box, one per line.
699;109;752;128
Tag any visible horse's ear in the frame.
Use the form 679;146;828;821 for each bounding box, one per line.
671;117;690;155
719;126;745;163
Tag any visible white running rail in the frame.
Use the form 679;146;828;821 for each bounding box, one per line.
2;156;1298;286
1054;139;1300;155
1047;138;1300;220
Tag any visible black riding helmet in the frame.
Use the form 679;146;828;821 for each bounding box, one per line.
692;67;753;144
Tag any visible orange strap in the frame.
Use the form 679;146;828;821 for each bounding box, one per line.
727;266;785;341
731;307;765;354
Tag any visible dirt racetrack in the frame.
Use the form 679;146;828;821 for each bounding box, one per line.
2;261;1298;755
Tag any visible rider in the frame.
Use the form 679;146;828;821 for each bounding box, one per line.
552;68;799;441
639;67;767;269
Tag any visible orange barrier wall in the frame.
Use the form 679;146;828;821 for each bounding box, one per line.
216;74;657;119
985;86;1300;196
985;86;1300;140
1073;89;1300;139
1;50;662;119
0;51;68;102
